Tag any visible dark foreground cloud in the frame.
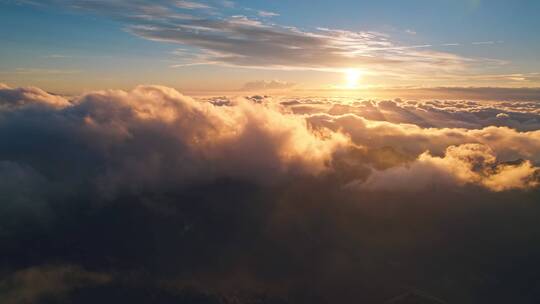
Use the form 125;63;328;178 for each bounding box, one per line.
1;83;540;303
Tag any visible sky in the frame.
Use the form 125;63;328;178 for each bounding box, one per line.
1;0;539;94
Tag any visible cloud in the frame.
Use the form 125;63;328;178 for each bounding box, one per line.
286;94;540;131
414;86;540;100
221;0;235;8
0;266;111;304
0;68;81;75
353;143;539;192
43;54;72;59
0;83;70;109
405;29;417;35
0;161;55;234
128;20;406;71
257;10;279;17
241;80;297;91
310;114;540;163
175;0;212;10
0;85;347;199
472;41;497;45
1;84;540;303
3;84;537;195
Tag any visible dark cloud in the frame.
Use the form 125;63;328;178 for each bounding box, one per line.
1;84;540;303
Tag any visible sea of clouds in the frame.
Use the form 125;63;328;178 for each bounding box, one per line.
1;83;540;303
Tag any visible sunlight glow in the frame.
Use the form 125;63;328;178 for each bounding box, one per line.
345;69;362;89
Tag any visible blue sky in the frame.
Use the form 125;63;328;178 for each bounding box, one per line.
0;0;539;93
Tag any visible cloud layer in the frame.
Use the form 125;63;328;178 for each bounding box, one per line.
1;83;540;303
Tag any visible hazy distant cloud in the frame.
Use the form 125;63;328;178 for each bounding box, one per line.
241;80;296;91
416;86;540;100
354;86;540;101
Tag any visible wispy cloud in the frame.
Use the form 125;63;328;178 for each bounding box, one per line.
0;68;81;75
405;29;417;35
257;10;279;17
175;0;212;10
220;0;235;8
43;54;72;59
473;41;495;45
472;40;504;45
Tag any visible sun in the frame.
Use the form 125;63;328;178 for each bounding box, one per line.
345;68;362;89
